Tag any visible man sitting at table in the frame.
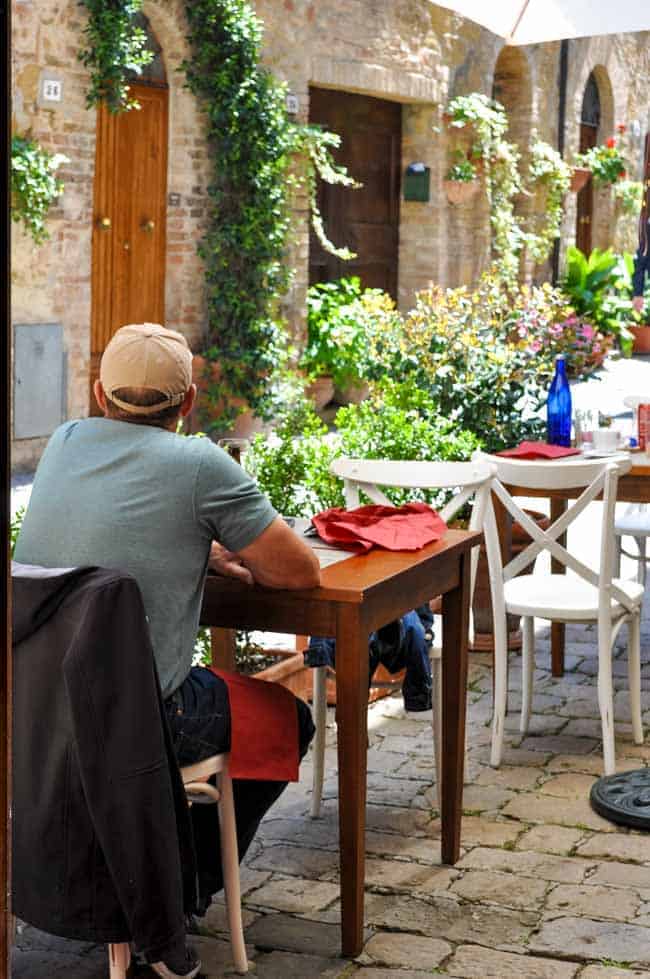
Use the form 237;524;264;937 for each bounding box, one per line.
14;322;320;979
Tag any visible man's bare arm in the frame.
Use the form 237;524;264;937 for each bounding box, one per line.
235;516;321;589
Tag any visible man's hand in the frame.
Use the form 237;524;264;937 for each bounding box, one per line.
633;295;645;314
209;542;254;586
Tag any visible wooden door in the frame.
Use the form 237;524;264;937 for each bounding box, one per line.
308;88;401;297
576;123;597;254
90;83;168;412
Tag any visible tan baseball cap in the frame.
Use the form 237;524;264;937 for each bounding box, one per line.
100;323;193;415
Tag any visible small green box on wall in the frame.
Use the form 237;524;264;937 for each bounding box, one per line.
403;163;430;202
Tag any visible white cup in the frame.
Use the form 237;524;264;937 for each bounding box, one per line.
592;428;619;452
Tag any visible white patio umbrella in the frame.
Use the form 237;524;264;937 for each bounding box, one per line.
431;0;650;45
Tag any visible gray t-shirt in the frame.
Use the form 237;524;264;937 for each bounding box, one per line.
15;418;277;697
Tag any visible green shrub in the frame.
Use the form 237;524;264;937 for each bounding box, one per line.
11;137;68;245
561;246;634;354
245;382;480;515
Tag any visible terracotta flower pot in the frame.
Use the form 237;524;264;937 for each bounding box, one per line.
629;325;650;355
189;354;264;438
570;167;591;193
471;509;551;652
444;179;480;205
333;381;370;406
305;375;335;411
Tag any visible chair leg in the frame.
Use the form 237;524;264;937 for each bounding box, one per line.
490;626;508;769
628;612;644;746
310;666;327;819
108;943;131;979
614;534;622;580
597;626;616;776
217;770;248;974
430;648;442;811
637;537;648;588
520;616;535;735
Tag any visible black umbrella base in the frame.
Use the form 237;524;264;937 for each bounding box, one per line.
591;768;650;830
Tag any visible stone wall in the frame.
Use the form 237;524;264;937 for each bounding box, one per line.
11;0;209;469
11;0;650;468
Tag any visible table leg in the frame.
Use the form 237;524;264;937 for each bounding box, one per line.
334;605;369;958
440;551;470;865
550;498;568;677
210;627;237;671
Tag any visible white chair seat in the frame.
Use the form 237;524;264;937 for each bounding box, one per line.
504;575;644;620
615;503;650;536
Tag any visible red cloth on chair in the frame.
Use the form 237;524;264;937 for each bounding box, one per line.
496;441;580;460
208;667;299;782
312;502;447;553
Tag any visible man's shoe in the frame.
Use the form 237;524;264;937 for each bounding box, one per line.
150;943;201;979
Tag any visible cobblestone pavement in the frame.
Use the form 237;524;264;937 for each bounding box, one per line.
13;600;650;978
12;354;650;978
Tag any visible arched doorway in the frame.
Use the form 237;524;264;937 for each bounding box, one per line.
89;15;169;413
492;46;531;152
576;72;600;255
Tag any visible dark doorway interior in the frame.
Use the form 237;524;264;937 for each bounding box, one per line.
576;72;601;255
308;87;401;298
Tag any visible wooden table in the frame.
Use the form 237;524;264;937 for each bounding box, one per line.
200;528;480;957
507;452;650;676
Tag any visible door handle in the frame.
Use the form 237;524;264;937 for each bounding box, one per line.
141;220;155;233
97;216;111;230
123;241;131;251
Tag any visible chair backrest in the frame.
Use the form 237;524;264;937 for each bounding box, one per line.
478;452;635;620
329;457;496;607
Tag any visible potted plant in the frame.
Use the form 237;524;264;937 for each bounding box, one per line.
574;136;628;188
629;287;650;353
443;152;480;204
561;246;635;356
570;166;592;193
301;277;373;408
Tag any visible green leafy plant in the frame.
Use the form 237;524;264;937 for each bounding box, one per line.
526;136;572;265
11;136;68;244
561;246;634;354
10;507;25;557
301;277;392;390
614;178;644;216
78;0;153;112
575;136;628;187
444;150;478;183
245;382;480;516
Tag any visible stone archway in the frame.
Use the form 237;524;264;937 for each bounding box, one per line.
492;46;532;152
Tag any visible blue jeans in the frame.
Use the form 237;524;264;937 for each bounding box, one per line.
306;605;433;711
165;666;315;913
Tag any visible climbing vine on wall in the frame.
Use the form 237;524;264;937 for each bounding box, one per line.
11;135;69;244
444;93;571;282
182;0;357;425
78;0;153;112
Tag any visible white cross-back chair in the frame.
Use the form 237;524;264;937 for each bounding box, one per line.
109;753;248;977
613;396;650;587
480;453;643;775
309;457;496;819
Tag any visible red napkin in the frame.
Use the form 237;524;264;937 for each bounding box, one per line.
312;502;447;553
209;667;299;781
496;441;580;460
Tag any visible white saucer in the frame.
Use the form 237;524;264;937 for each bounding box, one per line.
582;448;627;458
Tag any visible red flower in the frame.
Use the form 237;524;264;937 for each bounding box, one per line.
620;169;627;180
617;123;627;134
606;137;616;148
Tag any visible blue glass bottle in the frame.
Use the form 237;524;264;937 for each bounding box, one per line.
547;355;572;447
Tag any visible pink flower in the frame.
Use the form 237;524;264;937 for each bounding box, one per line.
581;324;595;340
528;340;542;353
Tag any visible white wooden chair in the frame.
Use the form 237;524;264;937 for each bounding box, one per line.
480;452;643;775
109;753;248;977
613;396;650;587
309;457;496;819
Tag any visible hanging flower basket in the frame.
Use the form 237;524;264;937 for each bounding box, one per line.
570;166;591;193
444;179;480;205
